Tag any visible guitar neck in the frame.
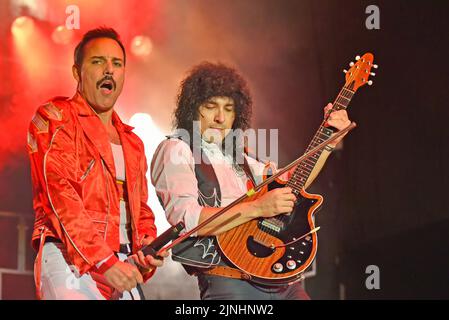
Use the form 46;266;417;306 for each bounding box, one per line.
286;86;355;194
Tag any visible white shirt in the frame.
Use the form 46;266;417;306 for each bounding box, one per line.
110;143;131;244
150;139;286;236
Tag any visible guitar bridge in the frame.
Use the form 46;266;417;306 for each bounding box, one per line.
260;218;284;233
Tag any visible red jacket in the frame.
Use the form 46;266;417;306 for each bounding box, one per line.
28;92;157;279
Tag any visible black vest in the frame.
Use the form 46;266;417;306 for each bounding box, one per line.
170;139;256;274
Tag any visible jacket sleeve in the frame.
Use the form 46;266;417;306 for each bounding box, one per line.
137;152;157;241
136;150;157;282
28;102;117;275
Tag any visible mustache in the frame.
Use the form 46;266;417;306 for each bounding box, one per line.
96;76;116;90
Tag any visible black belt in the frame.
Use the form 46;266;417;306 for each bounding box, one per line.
119;243;132;255
44;237;132;256
44;237;62;244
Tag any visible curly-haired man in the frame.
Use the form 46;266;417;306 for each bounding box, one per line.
151;62;350;299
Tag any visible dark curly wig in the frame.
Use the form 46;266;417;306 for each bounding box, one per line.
174;62;253;134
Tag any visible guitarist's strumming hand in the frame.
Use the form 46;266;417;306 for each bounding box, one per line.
252;187;296;218
323;102;352;147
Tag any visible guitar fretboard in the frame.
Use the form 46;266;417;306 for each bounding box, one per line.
286;86;355;195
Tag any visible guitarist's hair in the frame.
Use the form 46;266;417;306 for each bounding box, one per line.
174;62;253;164
174;62;253;134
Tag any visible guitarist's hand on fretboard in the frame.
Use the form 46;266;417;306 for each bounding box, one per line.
323;102;352;147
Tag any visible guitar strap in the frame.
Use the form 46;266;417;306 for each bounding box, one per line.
240;156;256;189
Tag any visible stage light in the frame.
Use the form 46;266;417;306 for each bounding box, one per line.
130;35;153;57
11;16;34;37
129;113;164;144
129;113;170;230
51;25;73;45
11;14;51;82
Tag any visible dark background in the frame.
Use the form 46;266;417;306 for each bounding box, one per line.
1;0;448;299
276;0;449;299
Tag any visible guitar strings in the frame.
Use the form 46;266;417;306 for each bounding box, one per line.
256;84;355;249
256;86;355;248
287;85;354;191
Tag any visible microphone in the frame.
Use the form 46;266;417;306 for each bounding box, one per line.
141;222;185;258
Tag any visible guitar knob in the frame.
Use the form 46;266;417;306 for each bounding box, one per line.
273;263;283;273
373;64;378;69
370;72;376;76
355;55;361;61
343;69;348;73
368;80;373;85
286;260;297;270
349;62;354;67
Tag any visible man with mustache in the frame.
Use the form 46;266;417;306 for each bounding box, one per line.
27;27;166;300
151;62;351;299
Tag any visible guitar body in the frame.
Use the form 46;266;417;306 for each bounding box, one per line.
216;178;323;285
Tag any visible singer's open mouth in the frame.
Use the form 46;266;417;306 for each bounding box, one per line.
99;80;115;94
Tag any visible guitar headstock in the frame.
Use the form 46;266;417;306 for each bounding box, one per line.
343;53;377;91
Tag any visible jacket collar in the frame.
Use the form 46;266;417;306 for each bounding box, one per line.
70;91;134;133
70;91;139;183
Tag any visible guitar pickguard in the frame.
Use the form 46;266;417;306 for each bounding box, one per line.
253;181;320;275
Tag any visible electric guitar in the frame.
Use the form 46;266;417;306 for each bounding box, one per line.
216;53;377;285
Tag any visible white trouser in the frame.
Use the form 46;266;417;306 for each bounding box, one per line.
38;242;144;300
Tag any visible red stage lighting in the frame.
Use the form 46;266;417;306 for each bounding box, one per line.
51;25;74;45
11;16;34;37
131;35;153;57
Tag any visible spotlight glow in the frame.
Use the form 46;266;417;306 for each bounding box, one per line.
11;15;50;80
51;25;74;45
11;16;34;37
129;113;169;232
131;35;153;57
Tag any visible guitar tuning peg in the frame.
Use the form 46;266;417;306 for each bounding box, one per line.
343;69;348;73
349;62;354;67
355;55;361;61
370;72;376;76
373;64;378;69
368;80;373;85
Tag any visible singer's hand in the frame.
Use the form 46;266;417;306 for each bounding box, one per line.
129;237;169;271
102;261;143;293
